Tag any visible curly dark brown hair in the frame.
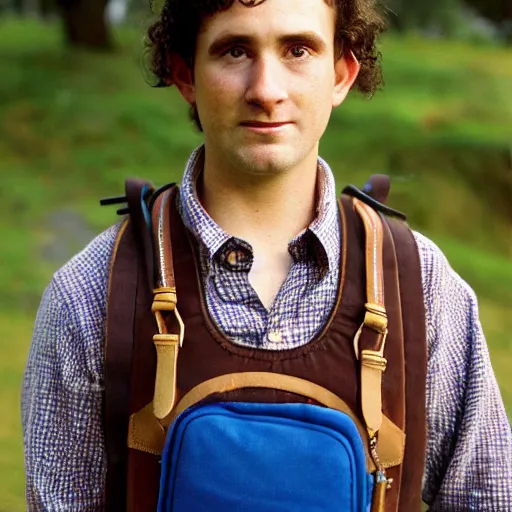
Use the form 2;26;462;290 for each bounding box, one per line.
146;0;387;129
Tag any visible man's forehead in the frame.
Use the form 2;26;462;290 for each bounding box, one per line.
198;0;335;40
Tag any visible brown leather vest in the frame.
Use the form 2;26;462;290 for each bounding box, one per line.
105;189;427;512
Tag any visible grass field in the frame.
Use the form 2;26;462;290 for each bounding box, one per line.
0;17;511;509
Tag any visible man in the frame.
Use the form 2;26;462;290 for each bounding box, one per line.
22;0;512;510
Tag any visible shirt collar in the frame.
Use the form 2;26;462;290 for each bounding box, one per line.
306;156;340;274
179;145;231;260
179;145;340;274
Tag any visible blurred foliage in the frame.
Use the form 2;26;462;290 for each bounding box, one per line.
0;17;511;510
386;0;511;41
386;0;463;34
0;0;511;46
465;0;512;39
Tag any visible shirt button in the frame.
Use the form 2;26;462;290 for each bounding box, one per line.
226;251;237;266
268;331;283;343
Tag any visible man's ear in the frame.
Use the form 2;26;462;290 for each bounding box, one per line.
332;50;361;108
165;52;196;104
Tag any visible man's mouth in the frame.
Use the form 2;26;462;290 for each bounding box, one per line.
240;121;292;133
241;121;291;127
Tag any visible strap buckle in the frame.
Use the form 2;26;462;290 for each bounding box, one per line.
353;303;388;360
152;287;184;346
354;302;388;439
151;287;183;419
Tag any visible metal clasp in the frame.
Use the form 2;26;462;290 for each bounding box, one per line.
353;323;388;360
353;302;388;360
152;287;184;346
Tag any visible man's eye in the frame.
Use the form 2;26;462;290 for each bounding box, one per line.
227;46;247;59
289;46;308;58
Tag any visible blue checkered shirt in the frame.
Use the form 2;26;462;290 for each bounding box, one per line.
22;148;512;511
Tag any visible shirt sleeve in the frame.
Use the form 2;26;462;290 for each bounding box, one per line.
21;279;106;511
414;232;512;511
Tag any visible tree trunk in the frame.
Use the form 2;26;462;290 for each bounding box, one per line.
13;0;25;15
58;0;112;50
40;0;56;19
13;0;39;15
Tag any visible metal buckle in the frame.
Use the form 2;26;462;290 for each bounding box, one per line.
173;307;185;347
353;322;388;360
152;287;184;347
154;309;184;347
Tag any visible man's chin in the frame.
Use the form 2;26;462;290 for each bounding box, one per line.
233;145;296;176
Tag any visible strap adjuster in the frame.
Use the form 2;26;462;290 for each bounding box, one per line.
151;287;184;419
354;303;388;360
152;287;184;347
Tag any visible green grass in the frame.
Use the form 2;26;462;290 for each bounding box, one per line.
0;314;31;510
0;17;511;510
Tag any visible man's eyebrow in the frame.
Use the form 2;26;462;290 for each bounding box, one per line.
278;32;327;52
208;31;327;55
208;34;253;55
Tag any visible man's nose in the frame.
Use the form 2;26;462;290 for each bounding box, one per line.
245;55;289;112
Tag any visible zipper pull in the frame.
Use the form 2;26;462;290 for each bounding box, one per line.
371;470;388;512
369;436;392;512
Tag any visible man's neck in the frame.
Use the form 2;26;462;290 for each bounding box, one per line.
198;149;319;309
200;154;318;247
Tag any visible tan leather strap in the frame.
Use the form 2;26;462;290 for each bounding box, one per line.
150;188;183;420
353;198;388;441
152;334;179;419
152;188;176;290
353;197;397;511
353;198;385;309
162;372;361;428
128;372;405;472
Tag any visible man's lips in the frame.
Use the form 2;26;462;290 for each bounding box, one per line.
240;121;292;133
240;121;291;128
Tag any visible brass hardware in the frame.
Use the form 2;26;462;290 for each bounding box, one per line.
370;436;390;512
152;287;184;347
151;286;184;418
353;324;388;360
171;307;185;347
370;472;388;512
353;302;388;360
363;303;388;334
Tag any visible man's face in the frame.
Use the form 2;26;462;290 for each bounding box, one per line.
184;0;357;178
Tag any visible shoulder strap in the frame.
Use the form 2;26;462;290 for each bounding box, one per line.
104;219;138;512
351;197;393;511
126;185;180;512
349;176;427;511
103;178;155;511
384;216;427;511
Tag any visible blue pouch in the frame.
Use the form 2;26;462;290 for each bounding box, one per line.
157;401;373;511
